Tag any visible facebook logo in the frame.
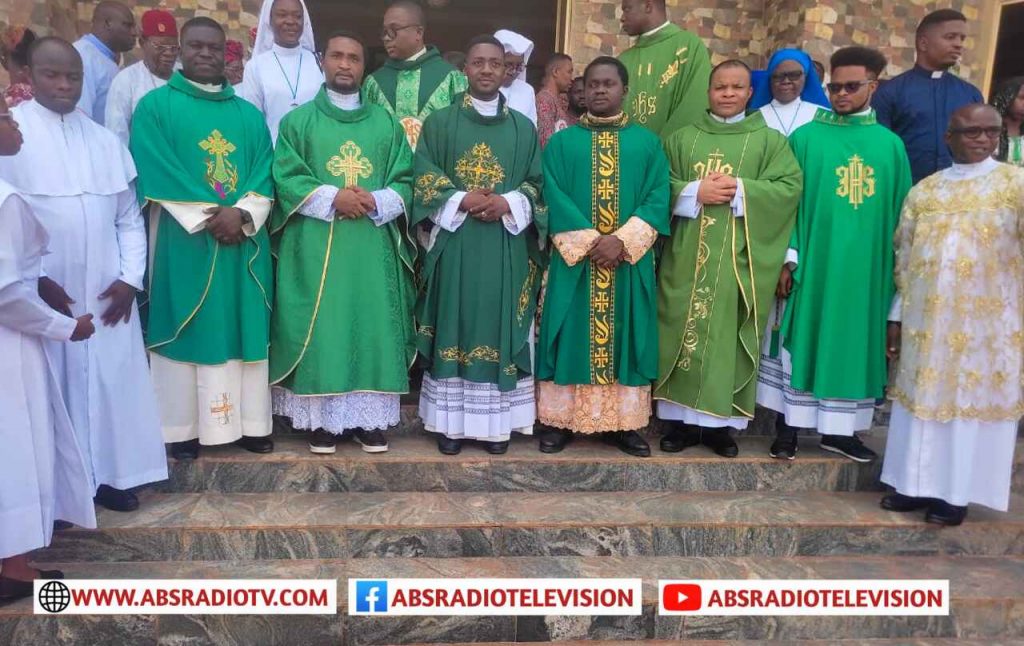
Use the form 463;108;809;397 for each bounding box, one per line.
355;580;388;613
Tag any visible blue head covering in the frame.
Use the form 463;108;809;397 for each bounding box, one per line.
750;48;830;111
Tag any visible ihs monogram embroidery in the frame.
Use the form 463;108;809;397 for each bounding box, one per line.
836;154;875;209
455;143;505;191
199;130;239;199
326;141;374;187
693;150;734;178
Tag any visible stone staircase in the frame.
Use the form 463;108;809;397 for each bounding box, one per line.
1;410;1022;644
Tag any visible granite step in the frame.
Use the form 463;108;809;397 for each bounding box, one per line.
160;432;889;494
37;490;1024;562
2;555;1022;643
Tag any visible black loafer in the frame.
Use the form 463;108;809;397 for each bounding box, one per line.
94;485;139;512
925;500;968;526
660;426;699;453
702;429;739;458
880;493;933;512
437;436;463;455
605;430;651;457
483;440;509;455
538;428;571;453
235;436;274;454
0;577;32;604
170;439;200;460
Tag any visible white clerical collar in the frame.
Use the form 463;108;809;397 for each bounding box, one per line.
327;87;361;110
945;156;999;180
272;42;303;57
184;76;222;92
710;111;746;124
770;98;800;110
854;106;872;116
26;99;75;122
471;95;499;116
405;47;428;62
642;21;671;38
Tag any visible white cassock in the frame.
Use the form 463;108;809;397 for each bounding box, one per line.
882;158;1023;511
494;29;538;126
0;180;96;559
73;34;121;125
105;60;172;146
239;0;321;143
417;94;536;442
0;100;167;491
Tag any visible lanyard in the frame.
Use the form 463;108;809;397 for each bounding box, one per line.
273;51;303;106
769;100;801;136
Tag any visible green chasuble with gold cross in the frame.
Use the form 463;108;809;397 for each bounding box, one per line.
413;94;546;392
131;72;274;364
655;111;802;419
268;87;416;395
618;23;712;140
536;116;670;386
364;46;467;150
781;109;912;400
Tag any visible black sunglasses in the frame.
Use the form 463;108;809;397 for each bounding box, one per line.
949;126;1002;140
826;80;873;95
771;70;804;83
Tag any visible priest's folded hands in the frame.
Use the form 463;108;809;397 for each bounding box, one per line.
203;206;247;244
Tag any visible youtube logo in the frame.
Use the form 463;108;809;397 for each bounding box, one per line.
662;583;702;612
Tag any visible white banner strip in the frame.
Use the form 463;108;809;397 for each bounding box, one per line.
33;579;337;615
348;578;643;616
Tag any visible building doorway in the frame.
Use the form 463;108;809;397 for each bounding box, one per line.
306;0;560;86
985;0;1024;99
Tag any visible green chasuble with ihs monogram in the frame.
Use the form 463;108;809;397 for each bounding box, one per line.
364;46;467;150
131;72;274;365
655;111;802;419
268;88;416;395
781;109;912;400
413;94;546;392
618;23;712;140
536;115;670;387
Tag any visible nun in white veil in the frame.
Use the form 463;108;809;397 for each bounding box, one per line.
494;29;538;126
239;0;322;142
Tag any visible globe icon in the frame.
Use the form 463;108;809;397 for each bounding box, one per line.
38;580;71;613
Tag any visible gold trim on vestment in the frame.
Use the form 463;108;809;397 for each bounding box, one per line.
146;244;220;352
589;128;619;385
517;260;538;323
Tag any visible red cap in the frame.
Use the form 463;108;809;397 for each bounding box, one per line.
141;10;177;38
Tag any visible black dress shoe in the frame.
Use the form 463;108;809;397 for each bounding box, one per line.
769;419;799;460
660;426;699;453
53;520;73;531
605;430;651;457
925;500;968;526
701;428;739;458
538;427;571;453
170;439;200;460
94;485;139;512
880;493;933;512
0;577;33;604
483;440;509;455
437;436;463;455
235;436;274;454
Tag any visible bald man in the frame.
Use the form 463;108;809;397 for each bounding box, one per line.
881;104;1024;526
73;1;137;124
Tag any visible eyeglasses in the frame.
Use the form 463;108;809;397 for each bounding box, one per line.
151;43;180;55
826;80;872;95
771;70;804;83
504;62;525;73
380;24;419;41
949;126;1003;140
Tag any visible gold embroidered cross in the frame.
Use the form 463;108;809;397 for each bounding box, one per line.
455;143;505;190
326;141;374;187
836;154;875;209
597;132;616;148
199;130;236;185
597;178;616;201
209;393;233;425
693;150;733;179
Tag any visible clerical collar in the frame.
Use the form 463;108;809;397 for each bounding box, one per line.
946;156;999;180
272;42;304;56
25;99;76;122
913;64;946;80
327;87;360;110
641;21;671;38
580;112;629;129
84;33;116;62
183;76;223;93
405;47;428;62
710;111;746;124
471;95;499;116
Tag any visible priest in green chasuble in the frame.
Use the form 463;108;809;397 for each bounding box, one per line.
655;60;803;458
617;0;712;140
535;57;670;457
365;0;467;150
131;18;276;459
762;47;912;464
269;32;415;455
414;35;545;456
